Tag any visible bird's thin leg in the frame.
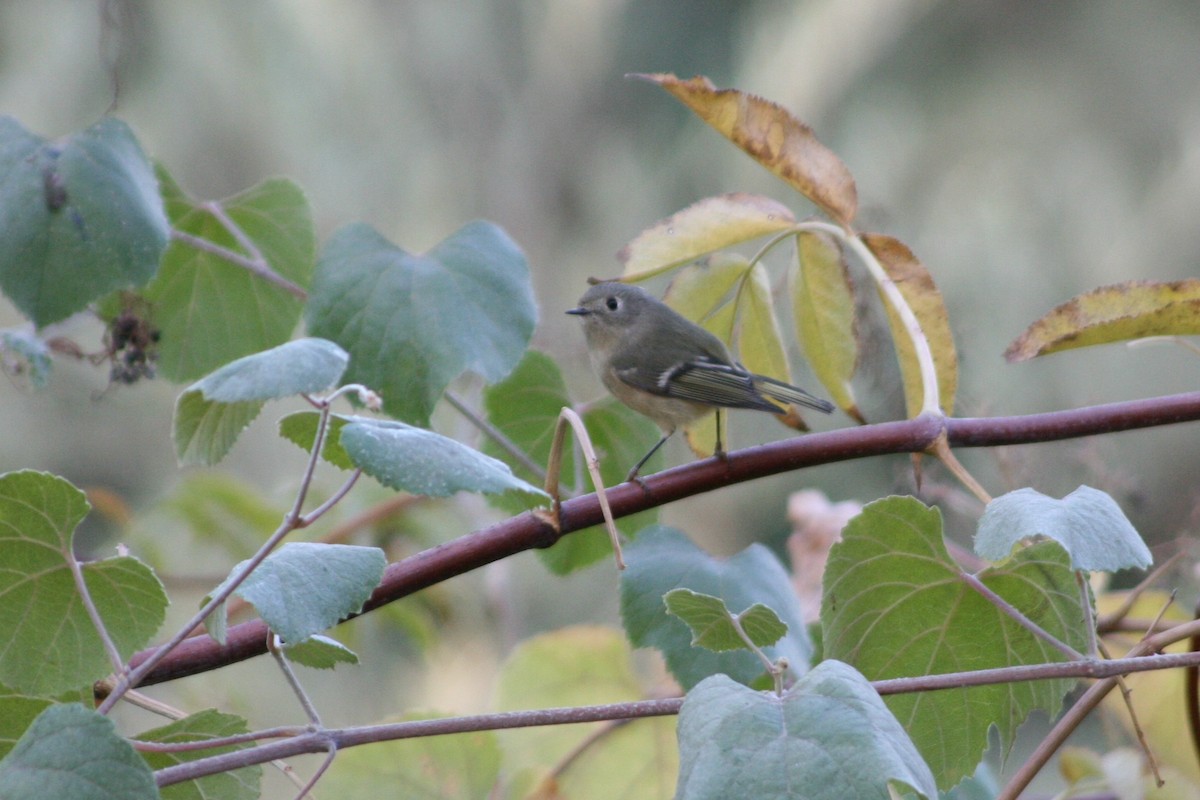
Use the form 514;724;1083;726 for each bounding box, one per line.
627;430;672;483
714;410;726;459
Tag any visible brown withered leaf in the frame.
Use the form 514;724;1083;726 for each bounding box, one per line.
1005;279;1200;362
862;234;958;416
618;193;796;281
631;73;858;227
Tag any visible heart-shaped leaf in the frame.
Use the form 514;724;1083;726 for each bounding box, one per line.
306;221;536;425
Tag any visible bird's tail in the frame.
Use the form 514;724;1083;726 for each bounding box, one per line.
753;374;836;414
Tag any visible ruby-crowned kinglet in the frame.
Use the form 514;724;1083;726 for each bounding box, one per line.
567;282;835;481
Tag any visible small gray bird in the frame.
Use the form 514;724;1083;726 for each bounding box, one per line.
567;282;834;481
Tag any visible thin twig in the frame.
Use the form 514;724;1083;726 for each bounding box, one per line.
1096;640;1163;787
169;228;307;300
203;201;309;300
98;402;338;714
269;634;323;726
995;616;1200;799
155;641;1200;787
1079;572;1098;657
1096;552;1184;633
293;744;337;800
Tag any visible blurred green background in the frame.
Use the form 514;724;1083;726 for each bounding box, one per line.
1;1;1198;793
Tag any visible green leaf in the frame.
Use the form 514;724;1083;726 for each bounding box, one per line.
306;220;536;425
1005;279;1200;361
0;116;168;326
675;663;935;800
0;704;158;799
205;542;385;645
480;351;659;573
324;711;500;800
822;496;1087;789
173;338;349;466
144;168;316;381
976;486;1152;572
0;329;52;389
137;709;261;800
664;588;787;652
340;417;549;508
283;634;359;670
494;626;677;797
0;471;167;696
735;262;791;388
793;231;861;419
618;193;796;281
277;411;355;470
620;527;812;690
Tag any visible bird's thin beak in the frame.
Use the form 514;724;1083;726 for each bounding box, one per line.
565;307;589;316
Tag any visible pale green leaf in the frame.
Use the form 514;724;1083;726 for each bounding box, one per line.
0;117;167;326
976;486;1152;572
284;634;359;670
306;220;535;425
340;417;549;508
675;664;935;800
173;338;348;466
0;704;157;799
205;542;385;645
277;411;355;470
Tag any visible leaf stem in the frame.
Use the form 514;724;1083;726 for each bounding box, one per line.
67;551;126;675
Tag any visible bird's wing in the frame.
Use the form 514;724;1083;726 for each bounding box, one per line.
638;358;785;413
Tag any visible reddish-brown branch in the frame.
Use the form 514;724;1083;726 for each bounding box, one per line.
128;391;1200;686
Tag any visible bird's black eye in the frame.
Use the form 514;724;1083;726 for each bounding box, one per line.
605;296;619;311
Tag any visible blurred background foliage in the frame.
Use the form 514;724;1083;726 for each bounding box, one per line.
1;0;1199;791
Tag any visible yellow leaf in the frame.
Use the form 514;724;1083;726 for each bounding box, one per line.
663;256;747;340
632;73;857;226
1005;279;1200;362
618;193;796;281
863;234;957;417
735;263;790;387
793;231;862;421
666;257;748;456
